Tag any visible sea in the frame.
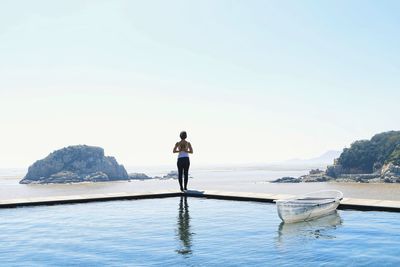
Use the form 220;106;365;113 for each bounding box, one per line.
1;165;400;201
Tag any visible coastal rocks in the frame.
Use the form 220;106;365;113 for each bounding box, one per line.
309;168;324;175
153;171;193;180
300;168;334;182
329;163;400;183
162;171;179;179
381;163;400;176
20;145;129;184
129;171;193;180
271;169;333;183
271;177;301;183
128;173;152;180
334;173;381;183
300;173;333;182
381;163;400;183
272;165;400;184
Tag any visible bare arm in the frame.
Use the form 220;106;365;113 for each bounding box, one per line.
173;142;180;153
187;142;193;154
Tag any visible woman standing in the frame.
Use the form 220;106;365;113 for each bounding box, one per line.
173;131;193;191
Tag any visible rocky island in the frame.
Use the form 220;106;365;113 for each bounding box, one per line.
272;131;400;183
20;145;129;184
20;145;192;184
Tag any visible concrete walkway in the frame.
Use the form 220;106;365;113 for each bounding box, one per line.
1;190;400;212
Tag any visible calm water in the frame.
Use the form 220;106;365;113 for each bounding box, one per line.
0;198;399;266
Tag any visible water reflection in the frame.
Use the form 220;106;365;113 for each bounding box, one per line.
276;212;342;246
176;196;193;256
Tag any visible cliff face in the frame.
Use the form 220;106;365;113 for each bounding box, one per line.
20;145;129;184
336;131;400;174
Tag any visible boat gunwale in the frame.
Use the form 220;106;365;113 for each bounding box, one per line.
276;199;338;206
274;190;343;203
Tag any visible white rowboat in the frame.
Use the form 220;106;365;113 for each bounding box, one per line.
274;190;343;223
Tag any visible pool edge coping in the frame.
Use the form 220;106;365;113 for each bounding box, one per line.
1;190;400;212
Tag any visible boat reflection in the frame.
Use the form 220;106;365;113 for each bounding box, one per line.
276;211;342;246
176;196;193;256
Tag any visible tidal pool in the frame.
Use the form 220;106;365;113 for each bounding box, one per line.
0;197;399;266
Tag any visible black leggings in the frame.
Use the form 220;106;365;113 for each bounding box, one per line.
177;157;190;190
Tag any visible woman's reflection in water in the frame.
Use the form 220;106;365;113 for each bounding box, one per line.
176;196;193;256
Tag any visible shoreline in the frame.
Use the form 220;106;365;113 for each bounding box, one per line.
2;174;400;202
269;180;400;185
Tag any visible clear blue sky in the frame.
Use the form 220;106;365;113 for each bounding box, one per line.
0;0;399;167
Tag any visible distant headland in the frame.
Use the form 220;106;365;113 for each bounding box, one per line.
273;131;400;183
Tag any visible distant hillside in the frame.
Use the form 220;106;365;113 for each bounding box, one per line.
283;150;342;166
336;131;400;174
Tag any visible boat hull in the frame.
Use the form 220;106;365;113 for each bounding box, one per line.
277;200;340;223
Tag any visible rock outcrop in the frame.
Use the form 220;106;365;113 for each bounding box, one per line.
161;171;179;179
20;145;129;184
270;176;301;183
128;173;152;180
272;169;334;183
152;171;193;180
381;163;400;183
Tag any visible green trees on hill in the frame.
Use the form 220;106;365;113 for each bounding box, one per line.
387;145;400;166
337;131;400;174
